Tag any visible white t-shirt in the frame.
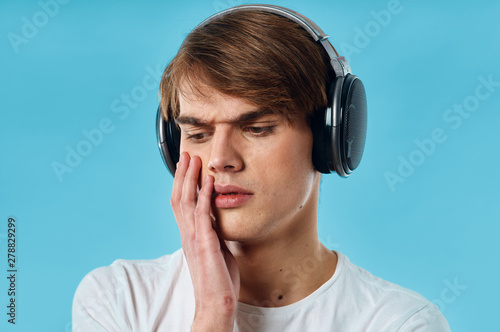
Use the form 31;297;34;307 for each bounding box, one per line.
72;249;450;331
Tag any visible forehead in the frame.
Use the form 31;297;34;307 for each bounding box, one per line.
178;82;275;124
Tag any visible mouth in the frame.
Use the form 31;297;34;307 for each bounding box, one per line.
212;184;253;209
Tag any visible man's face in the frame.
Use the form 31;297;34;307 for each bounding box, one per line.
177;86;321;244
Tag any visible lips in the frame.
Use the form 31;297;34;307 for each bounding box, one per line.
212;184;253;209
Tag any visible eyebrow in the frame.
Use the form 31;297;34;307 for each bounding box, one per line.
175;108;277;127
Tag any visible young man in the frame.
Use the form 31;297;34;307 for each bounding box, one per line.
73;5;450;331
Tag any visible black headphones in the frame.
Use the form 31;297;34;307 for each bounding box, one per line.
156;4;367;177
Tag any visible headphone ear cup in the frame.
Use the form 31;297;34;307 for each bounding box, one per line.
334;75;367;176
156;106;181;177
312;76;343;174
312;74;367;177
312;88;334;174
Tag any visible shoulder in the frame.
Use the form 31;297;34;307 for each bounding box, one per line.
72;249;188;331
334;251;450;331
75;248;184;297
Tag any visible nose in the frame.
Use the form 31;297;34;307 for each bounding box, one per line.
207;128;244;173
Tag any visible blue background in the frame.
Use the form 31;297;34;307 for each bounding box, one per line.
1;0;499;331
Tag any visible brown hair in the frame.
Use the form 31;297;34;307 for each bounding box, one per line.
160;9;333;123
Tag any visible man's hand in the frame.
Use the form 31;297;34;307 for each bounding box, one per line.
171;152;240;331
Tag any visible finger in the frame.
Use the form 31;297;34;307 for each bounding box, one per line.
181;155;202;202
171;152;189;208
171;152;190;230
180;155;202;234
195;175;215;235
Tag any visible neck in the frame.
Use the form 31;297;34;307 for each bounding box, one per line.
225;200;337;307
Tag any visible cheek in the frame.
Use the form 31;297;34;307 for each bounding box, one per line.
257;134;315;192
179;138;209;164
265;131;314;172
